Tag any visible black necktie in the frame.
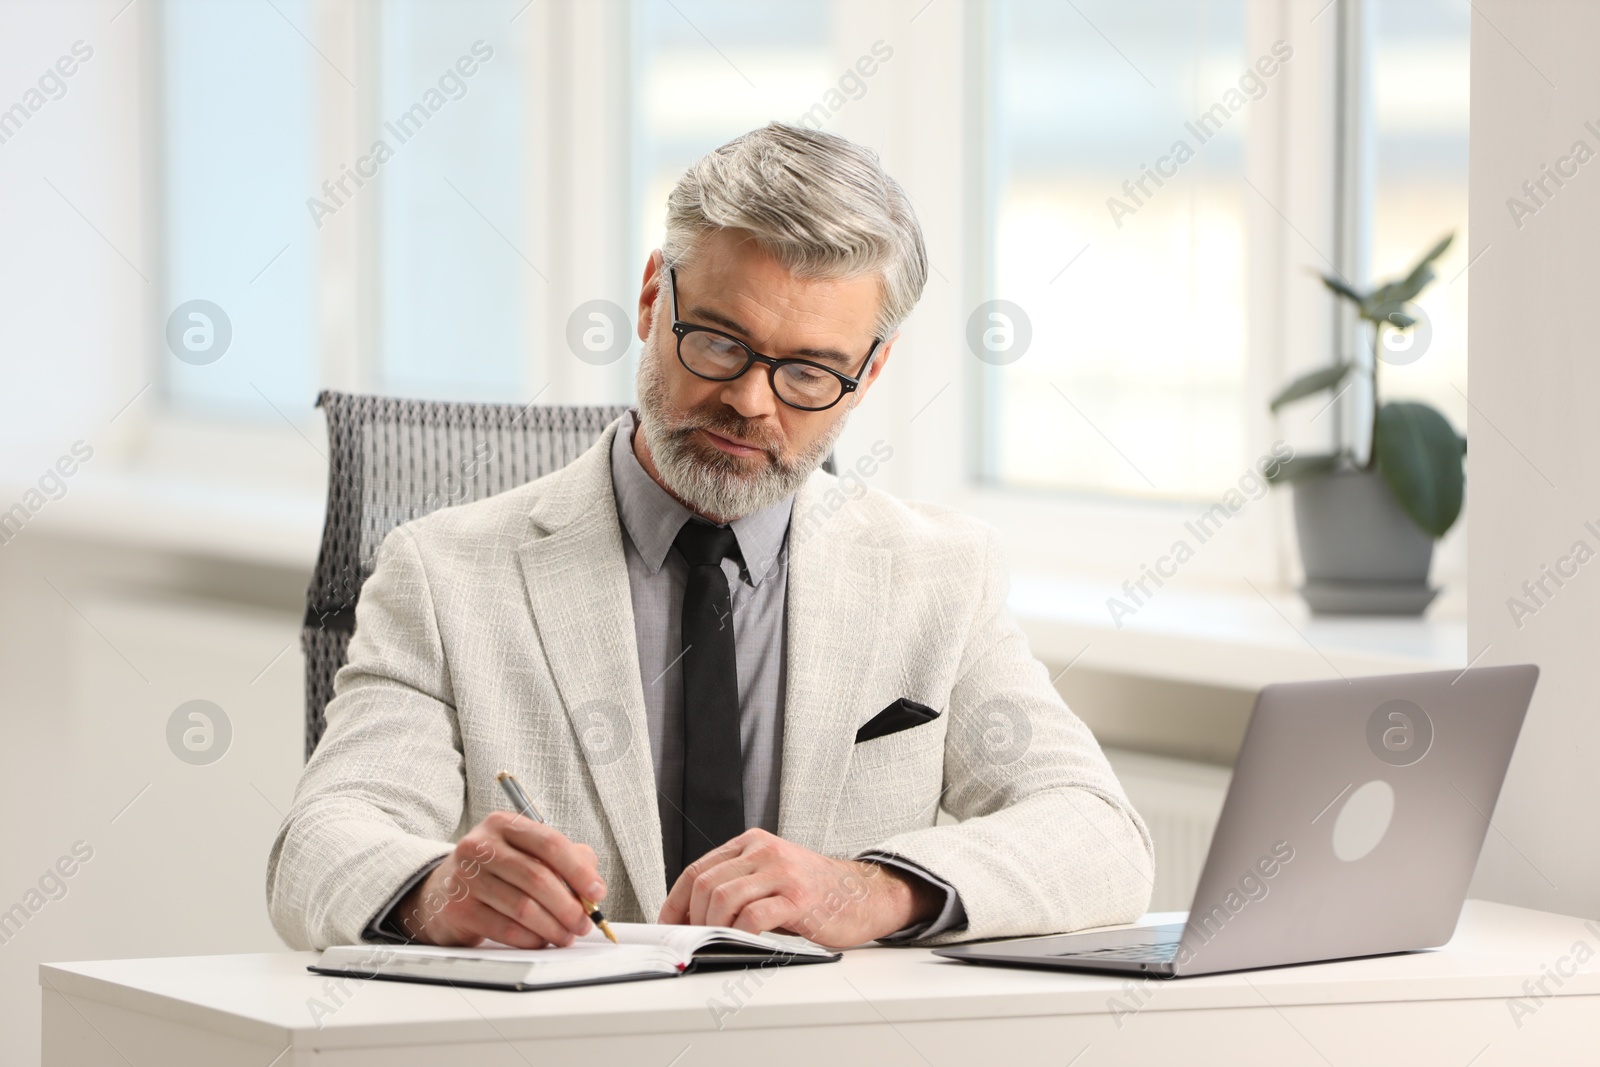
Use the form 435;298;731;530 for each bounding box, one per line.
672;517;745;884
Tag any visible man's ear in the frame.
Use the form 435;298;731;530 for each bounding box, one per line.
854;330;897;400
637;250;665;343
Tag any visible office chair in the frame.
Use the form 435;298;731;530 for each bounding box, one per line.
301;390;630;760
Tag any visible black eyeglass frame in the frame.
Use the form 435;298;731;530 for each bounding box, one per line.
664;265;883;412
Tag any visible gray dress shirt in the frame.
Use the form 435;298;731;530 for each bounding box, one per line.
609;412;792;869
366;410;964;942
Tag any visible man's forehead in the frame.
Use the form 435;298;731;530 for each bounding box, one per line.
675;239;880;352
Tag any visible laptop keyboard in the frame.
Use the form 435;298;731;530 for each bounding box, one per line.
1060;940;1181;963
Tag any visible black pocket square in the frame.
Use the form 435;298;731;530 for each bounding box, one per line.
854;698;941;744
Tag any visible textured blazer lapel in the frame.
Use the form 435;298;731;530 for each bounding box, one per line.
778;476;891;852
516;422;666;917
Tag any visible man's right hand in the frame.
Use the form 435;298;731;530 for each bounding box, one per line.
394;810;607;948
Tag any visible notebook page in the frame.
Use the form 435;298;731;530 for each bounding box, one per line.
578;922;833;957
384;941;644;964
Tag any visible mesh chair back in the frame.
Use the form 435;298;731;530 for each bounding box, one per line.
302;390;629;760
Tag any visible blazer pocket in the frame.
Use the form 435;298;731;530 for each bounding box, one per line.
854;698;941;744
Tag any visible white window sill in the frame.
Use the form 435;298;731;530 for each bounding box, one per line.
5;469;323;572
1010;572;1468;691
8;472;1468;692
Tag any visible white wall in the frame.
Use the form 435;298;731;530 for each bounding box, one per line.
1;9;311;1065
0;536;306;1067
1468;0;1600;918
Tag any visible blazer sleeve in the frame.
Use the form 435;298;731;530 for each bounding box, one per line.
860;526;1155;945
265;525;462;950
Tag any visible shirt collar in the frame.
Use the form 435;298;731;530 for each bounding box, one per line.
609;410;793;585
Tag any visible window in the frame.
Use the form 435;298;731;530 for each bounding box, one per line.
1367;0;1469;432
375;0;530;401
160;0;531;417
143;0;1465;596
979;0;1251;500
630;0;835;279
159;0;316;417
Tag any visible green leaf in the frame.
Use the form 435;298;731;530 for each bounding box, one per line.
1269;362;1356;412
1320;273;1368;306
1361;232;1453;317
1367;266;1434;312
1413;231;1455;270
1266;451;1347;484
1374;402;1466;538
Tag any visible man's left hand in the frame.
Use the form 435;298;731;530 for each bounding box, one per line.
658;829;942;948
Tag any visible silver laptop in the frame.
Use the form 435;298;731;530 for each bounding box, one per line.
934;664;1539;978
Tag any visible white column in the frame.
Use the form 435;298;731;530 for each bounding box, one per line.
1468;0;1600;914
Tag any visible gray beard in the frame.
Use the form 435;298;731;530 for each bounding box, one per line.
634;324;850;522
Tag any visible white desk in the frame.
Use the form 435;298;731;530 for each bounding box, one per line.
41;901;1598;1067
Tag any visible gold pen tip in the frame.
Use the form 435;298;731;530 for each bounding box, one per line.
581;897;617;943
495;770;510;781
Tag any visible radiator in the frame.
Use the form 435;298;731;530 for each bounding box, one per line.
1104;747;1232;912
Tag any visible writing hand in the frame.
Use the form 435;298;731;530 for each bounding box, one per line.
396;811;607;948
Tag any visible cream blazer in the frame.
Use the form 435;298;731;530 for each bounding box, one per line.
266;420;1153;949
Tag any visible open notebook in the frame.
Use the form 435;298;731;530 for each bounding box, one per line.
309;923;841;992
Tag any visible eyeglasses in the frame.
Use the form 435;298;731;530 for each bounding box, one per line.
664;266;882;412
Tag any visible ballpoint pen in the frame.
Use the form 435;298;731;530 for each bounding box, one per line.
495;771;619;945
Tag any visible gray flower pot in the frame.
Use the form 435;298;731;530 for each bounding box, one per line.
1292;468;1437;615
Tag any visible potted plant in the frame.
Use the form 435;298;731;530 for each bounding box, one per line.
1266;232;1467;615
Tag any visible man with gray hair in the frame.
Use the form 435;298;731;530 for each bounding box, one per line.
267;122;1153;952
